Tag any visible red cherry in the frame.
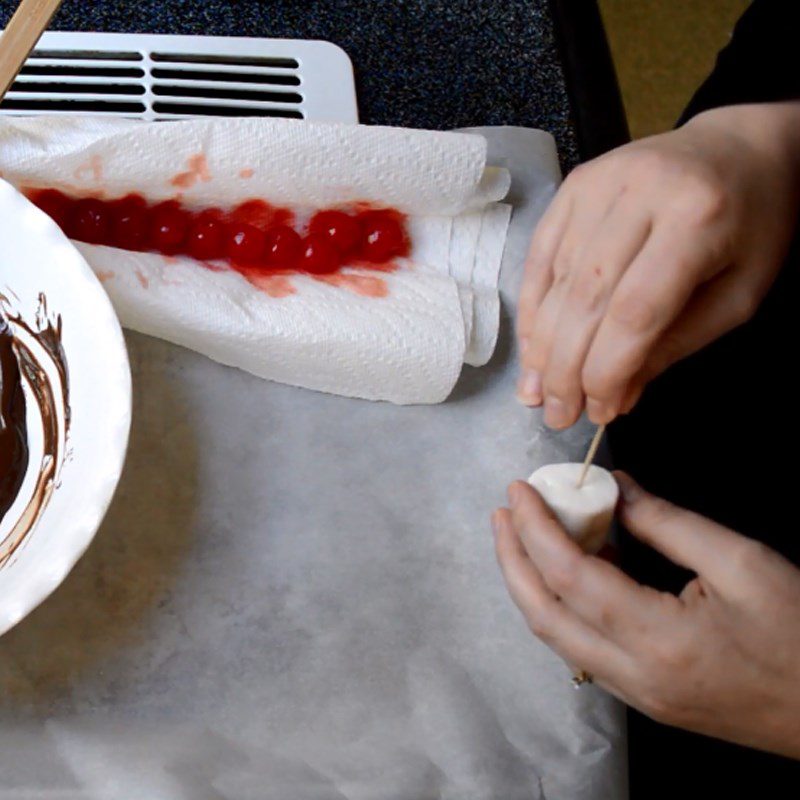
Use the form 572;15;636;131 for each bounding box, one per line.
308;210;360;257
29;189;70;230
109;194;148;251
66;198;111;245
264;224;301;268
299;234;340;274
226;223;267;264
186;210;226;261
357;211;407;262
148;201;190;254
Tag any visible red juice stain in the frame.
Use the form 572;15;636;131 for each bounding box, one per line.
239;168;255;179
314;273;389;298
242;272;296;298
74;154;104;183
96;270;115;283
170;153;211;189
134;269;149;289
346;259;400;273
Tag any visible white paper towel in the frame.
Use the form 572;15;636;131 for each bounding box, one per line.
0;117;511;404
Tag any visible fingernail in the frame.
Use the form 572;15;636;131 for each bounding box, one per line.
516;370;542;405
586;398;612;424
544;395;570;428
614;472;641;502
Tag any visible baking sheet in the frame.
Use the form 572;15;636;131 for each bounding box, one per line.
0;127;626;800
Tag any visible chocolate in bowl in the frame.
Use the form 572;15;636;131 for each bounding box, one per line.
0;294;71;568
0;314;28;524
0;179;131;637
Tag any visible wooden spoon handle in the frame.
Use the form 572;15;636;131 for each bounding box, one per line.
0;0;63;99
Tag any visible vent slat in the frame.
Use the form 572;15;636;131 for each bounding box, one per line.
19;65;146;78
152;84;302;104
149;96;304;111
30;49;143;62
150;68;300;86
0;99;147;113
10;81;146;96
152;102;303;118
4;91;148;102
151;52;298;68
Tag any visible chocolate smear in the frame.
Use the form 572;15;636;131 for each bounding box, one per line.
0;293;70;568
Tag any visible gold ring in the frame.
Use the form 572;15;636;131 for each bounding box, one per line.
571;670;593;688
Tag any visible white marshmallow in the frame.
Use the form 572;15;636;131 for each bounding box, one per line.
527;463;619;554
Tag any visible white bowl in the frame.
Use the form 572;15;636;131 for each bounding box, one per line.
0;180;131;636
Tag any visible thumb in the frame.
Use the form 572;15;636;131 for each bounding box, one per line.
614;472;746;585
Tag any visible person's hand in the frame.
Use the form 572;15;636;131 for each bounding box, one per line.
492;473;800;759
517;102;800;428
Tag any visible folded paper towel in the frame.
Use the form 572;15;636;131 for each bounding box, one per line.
0;117;511;404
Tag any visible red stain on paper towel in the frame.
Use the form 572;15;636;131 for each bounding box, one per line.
134;269;149;288
75;155;104;183
245;273;296;298
170;153;212;189
96;270;115;283
313;273;389;298
239;168;255;179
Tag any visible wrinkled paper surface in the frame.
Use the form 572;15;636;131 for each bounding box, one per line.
0;128;627;800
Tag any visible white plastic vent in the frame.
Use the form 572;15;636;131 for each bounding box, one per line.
0;31;358;123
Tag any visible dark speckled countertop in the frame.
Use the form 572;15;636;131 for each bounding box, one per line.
0;0;579;168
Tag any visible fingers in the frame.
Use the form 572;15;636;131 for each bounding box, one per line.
517;173;617;407
516;189;573;358
614;472;750;588
507;481;674;647
581;223;727;422
538;208;652;428
493;506;632;680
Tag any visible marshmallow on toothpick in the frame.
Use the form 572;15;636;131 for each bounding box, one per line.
527;463;619;554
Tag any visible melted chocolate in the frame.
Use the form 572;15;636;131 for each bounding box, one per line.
0;293;70;568
0;315;28;522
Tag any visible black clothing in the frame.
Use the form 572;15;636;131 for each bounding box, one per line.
608;2;800;796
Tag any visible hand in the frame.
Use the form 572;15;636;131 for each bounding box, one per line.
516;102;800;428
492;474;800;759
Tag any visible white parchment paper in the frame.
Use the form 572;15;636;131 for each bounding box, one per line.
0;128;627;800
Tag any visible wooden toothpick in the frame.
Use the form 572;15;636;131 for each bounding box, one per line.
576;425;605;488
